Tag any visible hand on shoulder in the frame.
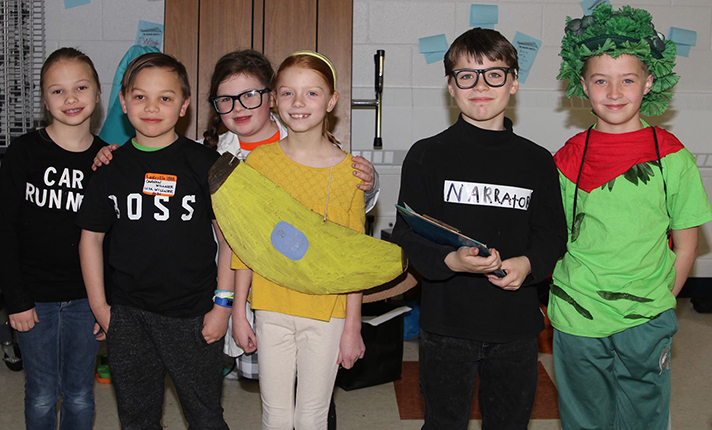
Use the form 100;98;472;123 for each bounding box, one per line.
351;155;376;192
92;143;120;171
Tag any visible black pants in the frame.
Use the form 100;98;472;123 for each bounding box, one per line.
327;393;336;429
419;329;538;430
107;305;228;430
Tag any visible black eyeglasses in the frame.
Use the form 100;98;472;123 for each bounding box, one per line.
450;67;515;89
210;88;270;114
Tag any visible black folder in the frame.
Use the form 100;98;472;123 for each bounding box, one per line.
396;203;507;278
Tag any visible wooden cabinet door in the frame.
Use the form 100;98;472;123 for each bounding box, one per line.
164;0;200;139
315;0;353;150
165;0;352;149
262;0;317;66
197;0;253;138
259;0;352;149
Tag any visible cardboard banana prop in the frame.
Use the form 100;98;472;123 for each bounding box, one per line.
210;153;407;295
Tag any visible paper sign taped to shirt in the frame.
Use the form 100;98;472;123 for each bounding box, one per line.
444;180;532;210
143;173;177;197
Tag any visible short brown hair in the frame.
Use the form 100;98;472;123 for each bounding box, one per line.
444;28;519;77
121;52;190;99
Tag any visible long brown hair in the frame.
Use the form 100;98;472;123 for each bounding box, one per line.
202;50;276;150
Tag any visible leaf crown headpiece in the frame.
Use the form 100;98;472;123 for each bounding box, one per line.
558;4;679;116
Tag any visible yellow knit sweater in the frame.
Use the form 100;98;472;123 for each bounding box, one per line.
231;141;365;321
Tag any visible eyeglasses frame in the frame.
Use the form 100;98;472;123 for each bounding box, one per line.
210;88;271;114
450;67;516;89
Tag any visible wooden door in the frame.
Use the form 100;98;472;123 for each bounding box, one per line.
197;0;253;138
164;0;353;148
164;0;200;139
316;0;353;150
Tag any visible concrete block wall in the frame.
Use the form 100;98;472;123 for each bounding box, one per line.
44;0;165;132
351;0;712;276
41;0;712;275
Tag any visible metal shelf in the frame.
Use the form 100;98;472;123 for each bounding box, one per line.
1;0;44;153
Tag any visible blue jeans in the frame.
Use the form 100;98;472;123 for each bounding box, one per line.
419;329;539;430
16;299;100;430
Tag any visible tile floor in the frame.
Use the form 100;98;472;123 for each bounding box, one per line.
1;299;710;429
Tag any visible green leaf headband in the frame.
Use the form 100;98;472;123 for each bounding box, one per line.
286;50;337;88
558;4;679;116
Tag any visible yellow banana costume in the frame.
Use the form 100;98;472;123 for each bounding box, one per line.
210;153;406;295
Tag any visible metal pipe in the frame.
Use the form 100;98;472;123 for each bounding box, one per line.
351;99;378;107
373;50;384;149
351;50;385;149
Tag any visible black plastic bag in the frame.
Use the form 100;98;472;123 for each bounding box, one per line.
335;304;404;391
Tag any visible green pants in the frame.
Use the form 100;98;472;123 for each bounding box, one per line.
553;309;678;430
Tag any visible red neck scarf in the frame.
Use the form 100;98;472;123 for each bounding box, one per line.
555;126;684;193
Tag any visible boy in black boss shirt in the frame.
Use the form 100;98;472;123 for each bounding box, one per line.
392;28;566;429
77;53;231;429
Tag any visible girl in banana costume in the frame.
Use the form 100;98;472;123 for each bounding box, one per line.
201;50;377;368
231;51;365;430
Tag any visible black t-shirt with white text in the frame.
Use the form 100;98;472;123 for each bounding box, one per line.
76;136;219;318
0;129;107;313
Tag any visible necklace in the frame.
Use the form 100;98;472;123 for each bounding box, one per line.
324;166;332;222
323;144;339;223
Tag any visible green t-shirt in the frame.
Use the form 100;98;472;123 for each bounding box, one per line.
549;132;712;337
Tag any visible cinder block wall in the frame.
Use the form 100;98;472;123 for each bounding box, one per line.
43;0;712;275
44;0;165;131
351;0;712;276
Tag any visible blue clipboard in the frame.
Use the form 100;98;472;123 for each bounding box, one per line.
396;203;507;278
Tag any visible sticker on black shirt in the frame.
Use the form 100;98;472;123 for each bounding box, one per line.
444;180;532;210
143;173;177;197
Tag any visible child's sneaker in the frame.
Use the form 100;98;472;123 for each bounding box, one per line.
96;354;111;383
224;367;240;380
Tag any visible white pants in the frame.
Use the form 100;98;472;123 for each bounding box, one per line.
255;310;344;430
